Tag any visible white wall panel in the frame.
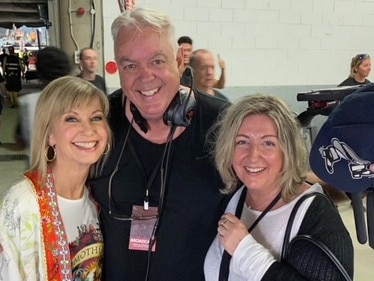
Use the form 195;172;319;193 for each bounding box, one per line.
102;0;374;94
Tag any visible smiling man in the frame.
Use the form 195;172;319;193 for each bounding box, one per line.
89;7;230;281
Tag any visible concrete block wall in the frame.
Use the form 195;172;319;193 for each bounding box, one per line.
102;0;374;131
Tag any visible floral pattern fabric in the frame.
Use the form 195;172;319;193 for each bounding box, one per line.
0;171;103;281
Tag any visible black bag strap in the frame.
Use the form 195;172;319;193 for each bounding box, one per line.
281;191;352;281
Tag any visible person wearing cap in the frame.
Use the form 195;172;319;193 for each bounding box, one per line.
310;83;374;249
337;54;371;201
338;53;371;86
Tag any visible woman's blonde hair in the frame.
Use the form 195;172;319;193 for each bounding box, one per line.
214;94;308;202
28;76;111;180
349;53;370;78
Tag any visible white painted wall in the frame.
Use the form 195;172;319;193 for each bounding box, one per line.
102;0;374;133
102;0;374;88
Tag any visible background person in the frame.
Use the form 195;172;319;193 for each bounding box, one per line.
204;94;353;281
2;46;22;108
0;76;111;280
177;36;193;81
189;49;229;101
338;53;371;86
337;53;371;203
21;47;31;77
0;47;8;74
177;35;226;89
0;72;7;144
18;46;72;149
89;7;229;281
77;47;107;94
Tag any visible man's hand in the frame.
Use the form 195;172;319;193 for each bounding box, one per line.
217;54;226;70
214;54;226;89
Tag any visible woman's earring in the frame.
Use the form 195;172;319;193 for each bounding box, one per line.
103;143;111;155
45;145;56;162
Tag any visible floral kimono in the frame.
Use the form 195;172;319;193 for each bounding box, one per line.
0;171;103;281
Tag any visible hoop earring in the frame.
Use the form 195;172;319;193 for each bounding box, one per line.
45;145;56;162
103;143;111;155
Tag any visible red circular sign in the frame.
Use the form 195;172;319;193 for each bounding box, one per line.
105;61;118;74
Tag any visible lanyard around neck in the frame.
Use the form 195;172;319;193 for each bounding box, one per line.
218;187;282;281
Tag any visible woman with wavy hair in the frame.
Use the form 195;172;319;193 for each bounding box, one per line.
205;94;353;281
0;76;111;281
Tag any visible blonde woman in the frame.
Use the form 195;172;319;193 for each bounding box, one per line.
205;95;353;281
0;76;111;281
339;53;371;86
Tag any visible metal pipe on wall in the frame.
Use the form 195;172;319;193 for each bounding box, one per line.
54;0;104;76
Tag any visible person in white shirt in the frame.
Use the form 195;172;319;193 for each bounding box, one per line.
204;94;353;281
0;76;111;280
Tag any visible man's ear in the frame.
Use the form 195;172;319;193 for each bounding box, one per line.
176;46;184;76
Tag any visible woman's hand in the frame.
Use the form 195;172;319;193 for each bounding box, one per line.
218;213;249;255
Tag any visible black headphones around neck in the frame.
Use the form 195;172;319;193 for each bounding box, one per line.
163;87;196;127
